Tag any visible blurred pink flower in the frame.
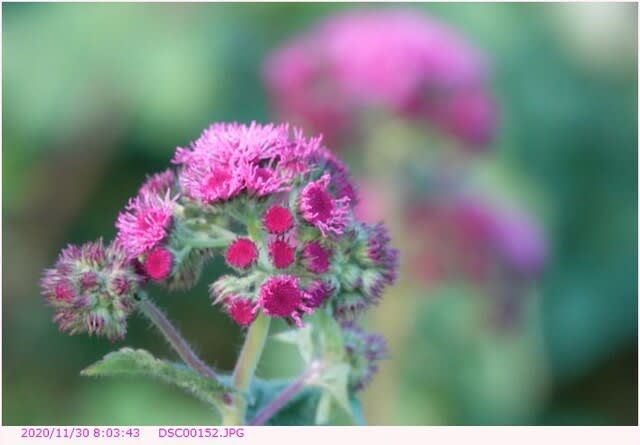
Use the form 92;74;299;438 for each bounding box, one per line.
407;197;547;287
264;9;498;149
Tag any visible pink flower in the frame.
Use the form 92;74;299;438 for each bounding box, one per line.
258;275;312;326
264;9;497;149
115;190;177;258
79;271;98;290
142;247;174;281
173;122;328;204
299;173;351;237
179;164;245;204
263;205;294;234
301;241;331;274
268;239;295;269
54;280;76;302
306;281;332;309
225;238;258;269
110;274;132;296
226;297;257;327
139;169;176;195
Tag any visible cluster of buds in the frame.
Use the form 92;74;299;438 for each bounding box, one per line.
264;9;497;149
41;122;398;385
40;239;142;341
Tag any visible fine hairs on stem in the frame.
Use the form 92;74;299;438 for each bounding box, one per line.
137;295;218;381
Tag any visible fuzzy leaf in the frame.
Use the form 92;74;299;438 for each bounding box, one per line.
81;348;232;420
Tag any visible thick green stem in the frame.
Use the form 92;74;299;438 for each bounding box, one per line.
138;296;217;381
223;312;271;425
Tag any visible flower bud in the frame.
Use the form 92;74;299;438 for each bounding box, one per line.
225;238;259;270
339;264;362;292
165;248;213;291
332;293;367;321
341;321;387;392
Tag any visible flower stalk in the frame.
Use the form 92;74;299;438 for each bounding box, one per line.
223;311;271;425
137;295;217;381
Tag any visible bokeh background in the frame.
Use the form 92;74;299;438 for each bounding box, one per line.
2;3;637;425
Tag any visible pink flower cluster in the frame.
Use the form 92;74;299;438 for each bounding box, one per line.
264;9;497;148
214;196;397;327
42;121;398;341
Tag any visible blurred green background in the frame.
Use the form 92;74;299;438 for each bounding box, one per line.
2;3;637;425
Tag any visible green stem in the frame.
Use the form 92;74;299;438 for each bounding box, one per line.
187;239;232;249
138;296;218;381
223;312;271;425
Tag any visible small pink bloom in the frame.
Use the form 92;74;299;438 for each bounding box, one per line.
301;241;331;274
226;298;257;327
139;169;176;195
115;190;176;258
299;173;350;237
225;238;258;269
111;274;131;296
268;239;295;269
55;280;76;302
79;271;98;290
263;205;294;234
143;247;173;281
306;281;332;308
191;166;243;203
259;275;312;326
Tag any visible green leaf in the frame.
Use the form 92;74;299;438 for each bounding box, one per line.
310;363;354;423
273;324;314;364
81;348;232;421
245;378;321;426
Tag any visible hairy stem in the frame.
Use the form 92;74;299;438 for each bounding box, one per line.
223;312;271;425
249;361;323;426
138;296;217;381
